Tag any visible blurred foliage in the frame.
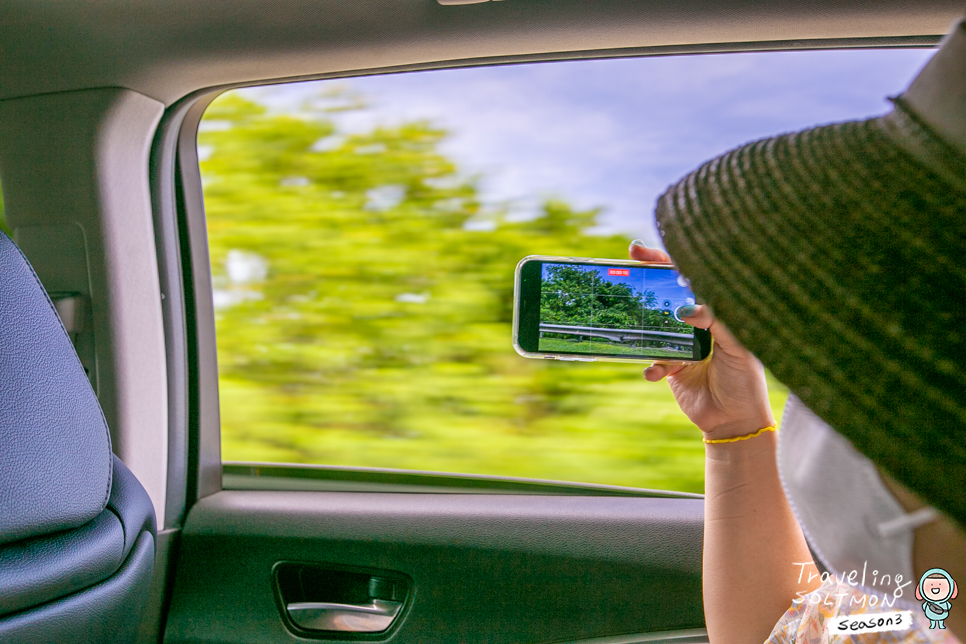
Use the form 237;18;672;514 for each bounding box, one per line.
0;179;9;237
200;90;789;493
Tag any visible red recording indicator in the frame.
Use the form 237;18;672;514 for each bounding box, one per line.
608;268;630;276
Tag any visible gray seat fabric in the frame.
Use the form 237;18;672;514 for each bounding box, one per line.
0;232;156;643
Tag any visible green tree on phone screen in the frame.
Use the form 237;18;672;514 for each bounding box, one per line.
539;264;657;328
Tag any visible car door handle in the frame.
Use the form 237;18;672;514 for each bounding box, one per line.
286;599;403;633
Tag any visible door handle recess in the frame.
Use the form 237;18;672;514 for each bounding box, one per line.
287;599;403;633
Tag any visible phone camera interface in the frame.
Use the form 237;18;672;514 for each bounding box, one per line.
538;263;697;359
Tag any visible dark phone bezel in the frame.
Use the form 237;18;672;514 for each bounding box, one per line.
516;258;712;362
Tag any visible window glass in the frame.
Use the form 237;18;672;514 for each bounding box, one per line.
200;48;932;493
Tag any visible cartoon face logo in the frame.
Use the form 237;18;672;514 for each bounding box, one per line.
923;577;952;600
917;568;958;630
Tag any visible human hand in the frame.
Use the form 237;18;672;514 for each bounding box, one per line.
629;241;775;441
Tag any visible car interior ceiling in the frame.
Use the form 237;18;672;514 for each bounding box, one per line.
0;0;958;105
0;1;961;643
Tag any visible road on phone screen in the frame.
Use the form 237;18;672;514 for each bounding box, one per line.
539;323;693;346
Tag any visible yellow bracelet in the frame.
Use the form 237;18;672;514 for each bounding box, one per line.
703;424;777;444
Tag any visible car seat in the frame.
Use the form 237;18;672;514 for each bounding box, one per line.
0;232;156;643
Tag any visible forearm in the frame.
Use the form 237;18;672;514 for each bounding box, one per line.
702;431;818;644
637;297;820;642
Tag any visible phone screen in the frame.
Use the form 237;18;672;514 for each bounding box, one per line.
515;258;711;361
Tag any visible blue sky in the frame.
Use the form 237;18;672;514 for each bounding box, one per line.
644;269;694;312
238;47;934;247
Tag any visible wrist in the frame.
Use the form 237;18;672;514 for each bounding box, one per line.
701;417;776;443
704;427;778;466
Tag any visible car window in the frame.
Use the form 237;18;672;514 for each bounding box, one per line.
199;48;932;493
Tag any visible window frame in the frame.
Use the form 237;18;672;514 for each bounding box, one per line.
155;36;939;513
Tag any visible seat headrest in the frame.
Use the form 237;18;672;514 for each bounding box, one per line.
0;233;112;545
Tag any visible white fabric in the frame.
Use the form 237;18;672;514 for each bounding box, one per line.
777;395;935;596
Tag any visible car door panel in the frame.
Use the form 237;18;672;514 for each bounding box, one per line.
164;492;704;644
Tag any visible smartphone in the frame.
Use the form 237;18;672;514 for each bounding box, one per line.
513;256;712;363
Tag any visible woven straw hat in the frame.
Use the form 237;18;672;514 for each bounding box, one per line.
655;28;966;527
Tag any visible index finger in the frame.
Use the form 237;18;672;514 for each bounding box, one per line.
629;243;672;264
643;361;688;381
679;304;744;357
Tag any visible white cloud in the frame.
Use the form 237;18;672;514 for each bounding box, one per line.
226;250;268;285
365;185;406;211
311;134;346;152
463;219;497;232
395;292;429;304
213;289;263;310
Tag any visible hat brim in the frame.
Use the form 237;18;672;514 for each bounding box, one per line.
656;102;966;527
